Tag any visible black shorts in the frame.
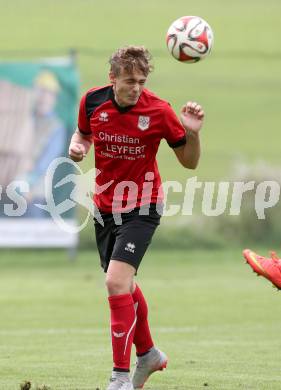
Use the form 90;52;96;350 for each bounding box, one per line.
94;204;162;272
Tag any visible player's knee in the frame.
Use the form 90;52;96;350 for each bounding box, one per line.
105;275;131;295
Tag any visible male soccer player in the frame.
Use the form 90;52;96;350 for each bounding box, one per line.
69;46;204;390
243;249;281;290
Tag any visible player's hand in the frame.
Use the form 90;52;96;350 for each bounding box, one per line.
180;102;205;134
69;143;87;162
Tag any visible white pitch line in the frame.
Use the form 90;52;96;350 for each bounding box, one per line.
0;326;198;337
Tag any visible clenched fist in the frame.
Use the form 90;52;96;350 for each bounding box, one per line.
69;143;87;162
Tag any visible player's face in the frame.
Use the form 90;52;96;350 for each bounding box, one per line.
110;68;147;107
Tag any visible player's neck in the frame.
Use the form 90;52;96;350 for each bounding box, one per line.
113;92;130;108
112;86;136;108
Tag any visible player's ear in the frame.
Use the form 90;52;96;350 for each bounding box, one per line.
109;72;116;85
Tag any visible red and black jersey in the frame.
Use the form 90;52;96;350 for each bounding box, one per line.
78;85;186;213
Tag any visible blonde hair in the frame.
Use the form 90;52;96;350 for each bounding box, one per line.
109;45;153;77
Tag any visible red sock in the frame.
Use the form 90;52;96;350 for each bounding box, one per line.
108;293;136;370
132;285;154;355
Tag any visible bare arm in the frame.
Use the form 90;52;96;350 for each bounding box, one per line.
68;128;92;162
174;101;204;169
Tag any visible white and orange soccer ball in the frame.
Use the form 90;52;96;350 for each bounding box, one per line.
166;16;214;63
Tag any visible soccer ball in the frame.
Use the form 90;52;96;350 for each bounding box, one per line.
166;16;214;63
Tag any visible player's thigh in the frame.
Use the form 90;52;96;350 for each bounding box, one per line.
111;214;160;271
94;216;116;272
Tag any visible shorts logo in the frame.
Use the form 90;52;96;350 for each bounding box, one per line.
138;116;150;131
99;111;109;122
125;242;136;253
113;331;126;338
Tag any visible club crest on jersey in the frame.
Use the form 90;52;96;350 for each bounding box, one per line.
138;116;150;131
99;111;109;122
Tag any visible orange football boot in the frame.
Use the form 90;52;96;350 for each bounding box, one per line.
243;249;281;290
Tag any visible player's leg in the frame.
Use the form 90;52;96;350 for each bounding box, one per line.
106;260;137;390
131;283;153;355
100;206;164;389
95;216;134;389
110;207;167;389
131;283;168;389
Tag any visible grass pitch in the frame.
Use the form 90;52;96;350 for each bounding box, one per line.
0;248;280;389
